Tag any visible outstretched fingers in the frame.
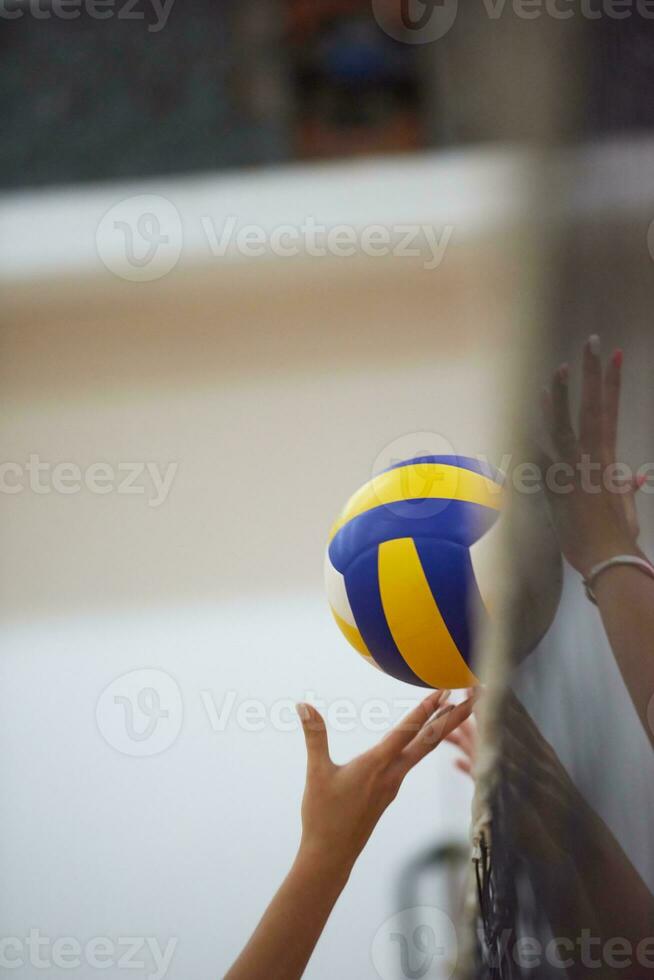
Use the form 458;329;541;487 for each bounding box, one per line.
547;363;578;464
544;337;626;474
401;695;476;772
446;717;477;778
445;717;475;758
380;689;450;758
579;335;604;458
603;348;623;461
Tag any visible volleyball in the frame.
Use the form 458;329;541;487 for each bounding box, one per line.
324;454;562;689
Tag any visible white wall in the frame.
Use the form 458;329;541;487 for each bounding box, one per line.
0;598;475;980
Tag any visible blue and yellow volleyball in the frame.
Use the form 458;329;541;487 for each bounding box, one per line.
324;455;503;689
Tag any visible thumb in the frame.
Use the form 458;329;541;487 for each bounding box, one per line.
297;703;331;769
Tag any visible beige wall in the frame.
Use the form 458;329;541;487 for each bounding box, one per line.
1;246;515;623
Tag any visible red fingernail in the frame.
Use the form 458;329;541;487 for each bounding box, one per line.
612;349;624;368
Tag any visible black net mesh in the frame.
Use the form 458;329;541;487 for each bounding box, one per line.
472;14;654;979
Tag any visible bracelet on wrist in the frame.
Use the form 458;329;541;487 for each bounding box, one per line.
583;554;654;605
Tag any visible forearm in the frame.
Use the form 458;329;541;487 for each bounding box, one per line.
594;557;654;745
224;849;352;980
566;809;654;954
225;693;470;980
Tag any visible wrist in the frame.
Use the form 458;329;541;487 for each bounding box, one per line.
295;841;356;889
585;552;654;604
577;539;644;580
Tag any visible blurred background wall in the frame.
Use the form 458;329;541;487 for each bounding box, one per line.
0;150;520;979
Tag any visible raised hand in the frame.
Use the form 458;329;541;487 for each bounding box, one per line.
297;690;476;875
540;336;644;577
226;689;475;980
